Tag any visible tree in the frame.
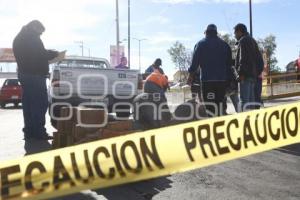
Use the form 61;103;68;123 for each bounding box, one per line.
219;33;237;58
257;35;280;73
167;41;192;82
220;33;280;73
219;33;236;50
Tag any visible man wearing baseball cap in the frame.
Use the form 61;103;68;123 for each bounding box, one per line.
188;24;232;117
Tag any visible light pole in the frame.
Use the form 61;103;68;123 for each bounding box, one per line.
116;0;120;64
75;41;84;56
133;38;147;72
84;47;91;57
249;0;253;37
128;0;131;68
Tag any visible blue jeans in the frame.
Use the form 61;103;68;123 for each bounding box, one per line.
18;73;48;138
254;78;263;109
240;78;255;111
229;92;240;112
144;81;167;101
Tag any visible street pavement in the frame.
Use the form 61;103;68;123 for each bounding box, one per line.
0;96;300;200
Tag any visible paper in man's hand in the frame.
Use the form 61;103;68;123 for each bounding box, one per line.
49;50;67;64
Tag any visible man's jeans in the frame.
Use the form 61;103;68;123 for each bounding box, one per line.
144;81;167;101
229;92;240;112
240;78;255;111
18;73;48;139
254;78;263;109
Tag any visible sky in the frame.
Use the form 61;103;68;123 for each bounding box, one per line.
0;0;299;78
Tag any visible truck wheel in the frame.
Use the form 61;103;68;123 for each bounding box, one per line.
115;105;131;118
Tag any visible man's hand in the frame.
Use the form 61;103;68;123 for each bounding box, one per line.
48;50;59;58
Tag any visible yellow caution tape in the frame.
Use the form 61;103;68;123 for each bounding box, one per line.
1;101;300;200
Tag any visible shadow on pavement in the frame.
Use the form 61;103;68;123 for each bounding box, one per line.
23;140;172;200
95;176;173;200
24;140;99;200
50;192;98;200
278;143;300;156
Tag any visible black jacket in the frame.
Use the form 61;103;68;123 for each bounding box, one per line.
13;26;57;76
235;33;263;79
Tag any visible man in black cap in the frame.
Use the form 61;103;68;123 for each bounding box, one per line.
234;23;263;111
145;58;164;75
188;24;232;117
13;20;58;140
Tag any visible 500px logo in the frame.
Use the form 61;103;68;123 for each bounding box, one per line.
48;73;263;127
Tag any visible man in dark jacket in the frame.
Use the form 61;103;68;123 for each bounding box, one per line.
234;23;263;111
188;24;232;117
13;20;58;140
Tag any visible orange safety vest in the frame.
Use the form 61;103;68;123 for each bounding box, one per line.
146;69;168;89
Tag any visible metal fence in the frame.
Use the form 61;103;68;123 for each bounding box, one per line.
169;72;300;103
262;72;300;100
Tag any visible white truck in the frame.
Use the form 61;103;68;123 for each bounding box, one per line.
48;56;143;127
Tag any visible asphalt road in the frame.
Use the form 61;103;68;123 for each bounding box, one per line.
0;97;300;200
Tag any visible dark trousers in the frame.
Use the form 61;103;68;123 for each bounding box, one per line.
18;73;48;138
202;81;227;117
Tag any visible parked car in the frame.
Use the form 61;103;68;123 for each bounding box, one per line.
0;78;22;108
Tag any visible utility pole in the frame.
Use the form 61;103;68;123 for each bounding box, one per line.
249;0;253;37
75;41;84;56
85;48;91;57
128;0;131;68
133;38;147;72
116;0;120;64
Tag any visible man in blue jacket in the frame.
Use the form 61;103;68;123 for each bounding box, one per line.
145;58;164;75
188;24;232;117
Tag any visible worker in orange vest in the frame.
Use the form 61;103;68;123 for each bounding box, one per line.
133;60;171;129
144;62;169;99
